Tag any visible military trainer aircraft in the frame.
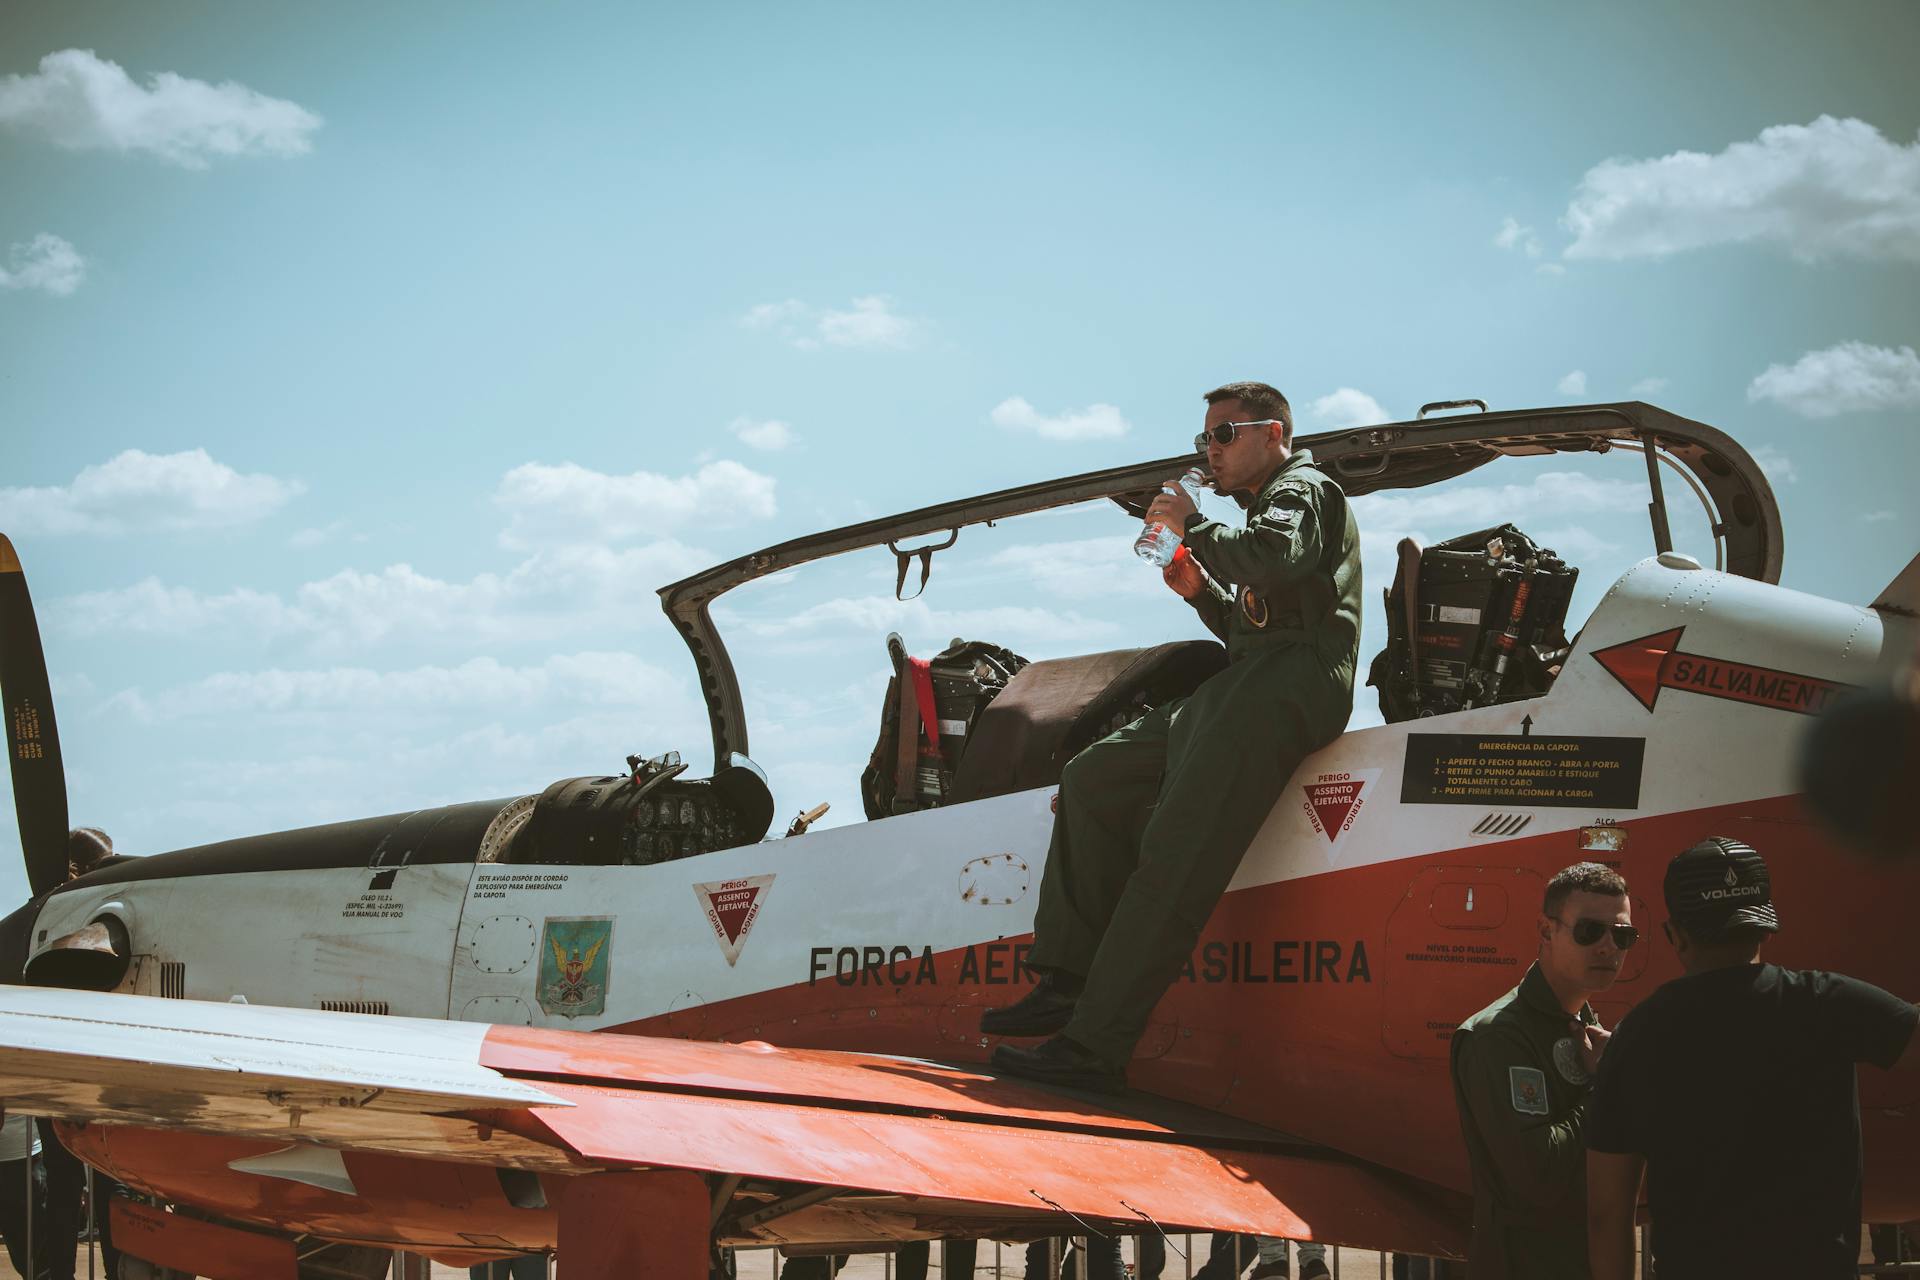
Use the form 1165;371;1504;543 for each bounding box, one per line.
2;400;1916;1279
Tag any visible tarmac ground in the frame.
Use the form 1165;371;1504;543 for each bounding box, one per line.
5;1233;1420;1280
16;1216;1919;1278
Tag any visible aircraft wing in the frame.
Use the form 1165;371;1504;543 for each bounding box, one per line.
0;984;576;1167
0;985;1466;1257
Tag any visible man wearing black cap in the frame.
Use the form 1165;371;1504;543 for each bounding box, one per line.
1586;837;1919;1280
1449;861;1634;1279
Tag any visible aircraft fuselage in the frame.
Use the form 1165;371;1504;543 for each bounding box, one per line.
23;557;1920;1226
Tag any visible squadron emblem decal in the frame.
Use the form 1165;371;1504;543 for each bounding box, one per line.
696;874;775;966
1509;1065;1550;1115
537;917;612;1018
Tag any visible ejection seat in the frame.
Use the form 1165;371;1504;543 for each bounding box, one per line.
862;637;1228;816
1367;524;1578;722
948;641;1228;802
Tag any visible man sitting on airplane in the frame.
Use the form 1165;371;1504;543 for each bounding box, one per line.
1450;861;1633;1278
982;381;1362;1092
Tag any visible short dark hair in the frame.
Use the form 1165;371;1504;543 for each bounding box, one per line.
1674;919;1772;950
1204;381;1293;445
1542;861;1627;917
68;827;112;873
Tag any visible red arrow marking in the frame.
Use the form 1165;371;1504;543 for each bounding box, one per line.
1591;627;1851;716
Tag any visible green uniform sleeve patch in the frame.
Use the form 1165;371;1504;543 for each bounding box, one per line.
1509;1065;1550;1115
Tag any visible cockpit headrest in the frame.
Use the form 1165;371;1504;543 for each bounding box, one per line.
713;753;775;844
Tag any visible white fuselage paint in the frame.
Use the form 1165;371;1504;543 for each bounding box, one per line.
23;560;1908;1033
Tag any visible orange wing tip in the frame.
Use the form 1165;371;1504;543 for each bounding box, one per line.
0;534;20;575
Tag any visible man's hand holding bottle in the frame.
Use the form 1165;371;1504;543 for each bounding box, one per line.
1162;545;1205;599
1134;468;1209;568
1144;473;1200;530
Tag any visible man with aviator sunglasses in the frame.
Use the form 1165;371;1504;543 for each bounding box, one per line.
984;381;1363;1093
1450;862;1635;1278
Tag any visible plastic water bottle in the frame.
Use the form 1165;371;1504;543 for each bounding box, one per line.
1133;467;1209;567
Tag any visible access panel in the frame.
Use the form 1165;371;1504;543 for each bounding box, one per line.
1382;865;1544;1059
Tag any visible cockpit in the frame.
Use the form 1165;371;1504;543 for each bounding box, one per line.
484;400;1780;867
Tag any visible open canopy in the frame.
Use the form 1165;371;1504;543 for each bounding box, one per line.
660;400;1781;770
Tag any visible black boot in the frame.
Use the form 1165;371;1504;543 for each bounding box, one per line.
979;972;1082;1037
991;1035;1126;1094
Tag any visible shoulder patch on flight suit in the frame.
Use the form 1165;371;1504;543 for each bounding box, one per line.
1509;1065;1550;1115
1240;586;1269;628
1552;1036;1590;1086
1255;507;1300;532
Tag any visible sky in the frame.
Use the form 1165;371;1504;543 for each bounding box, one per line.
2;1;1917;909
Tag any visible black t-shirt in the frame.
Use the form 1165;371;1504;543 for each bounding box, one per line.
1587;963;1917;1278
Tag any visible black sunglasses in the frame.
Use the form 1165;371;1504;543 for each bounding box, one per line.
1193;419;1284;452
1561;917;1640;950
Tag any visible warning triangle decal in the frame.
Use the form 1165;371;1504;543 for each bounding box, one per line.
694;874;775;967
1301;770;1380;849
1308;782;1362;837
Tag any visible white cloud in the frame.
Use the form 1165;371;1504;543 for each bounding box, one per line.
990;396;1129;442
1494;216;1543;258
0;448;300;536
730;417;794;451
295;544;703;647
1750;444;1797;484
1557;370;1589;396
1535;262;1567;277
1863;510;1896;524
0;49;322;168
288;520;365;549
1513;524;1626;567
816;296;918;349
740;295;922;350
0;233;85;295
985;535;1162;602
76;650;715;853
1353;471;1644;533
494;459;776;549
1746;342;1920;418
49;457;762;650
1630;377;1670;396
57;541;709;652
733;592;1114;652
1307;388;1391;429
116;651;679;721
60;576;291;637
1562;116;1920;263
742;299;806;330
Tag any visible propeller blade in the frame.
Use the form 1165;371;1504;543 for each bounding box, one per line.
0;535;70;895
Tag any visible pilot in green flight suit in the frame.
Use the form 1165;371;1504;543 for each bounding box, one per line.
985;382;1362;1092
1449;862;1635;1279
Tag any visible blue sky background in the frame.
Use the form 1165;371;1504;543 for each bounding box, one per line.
2;1;1916;907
